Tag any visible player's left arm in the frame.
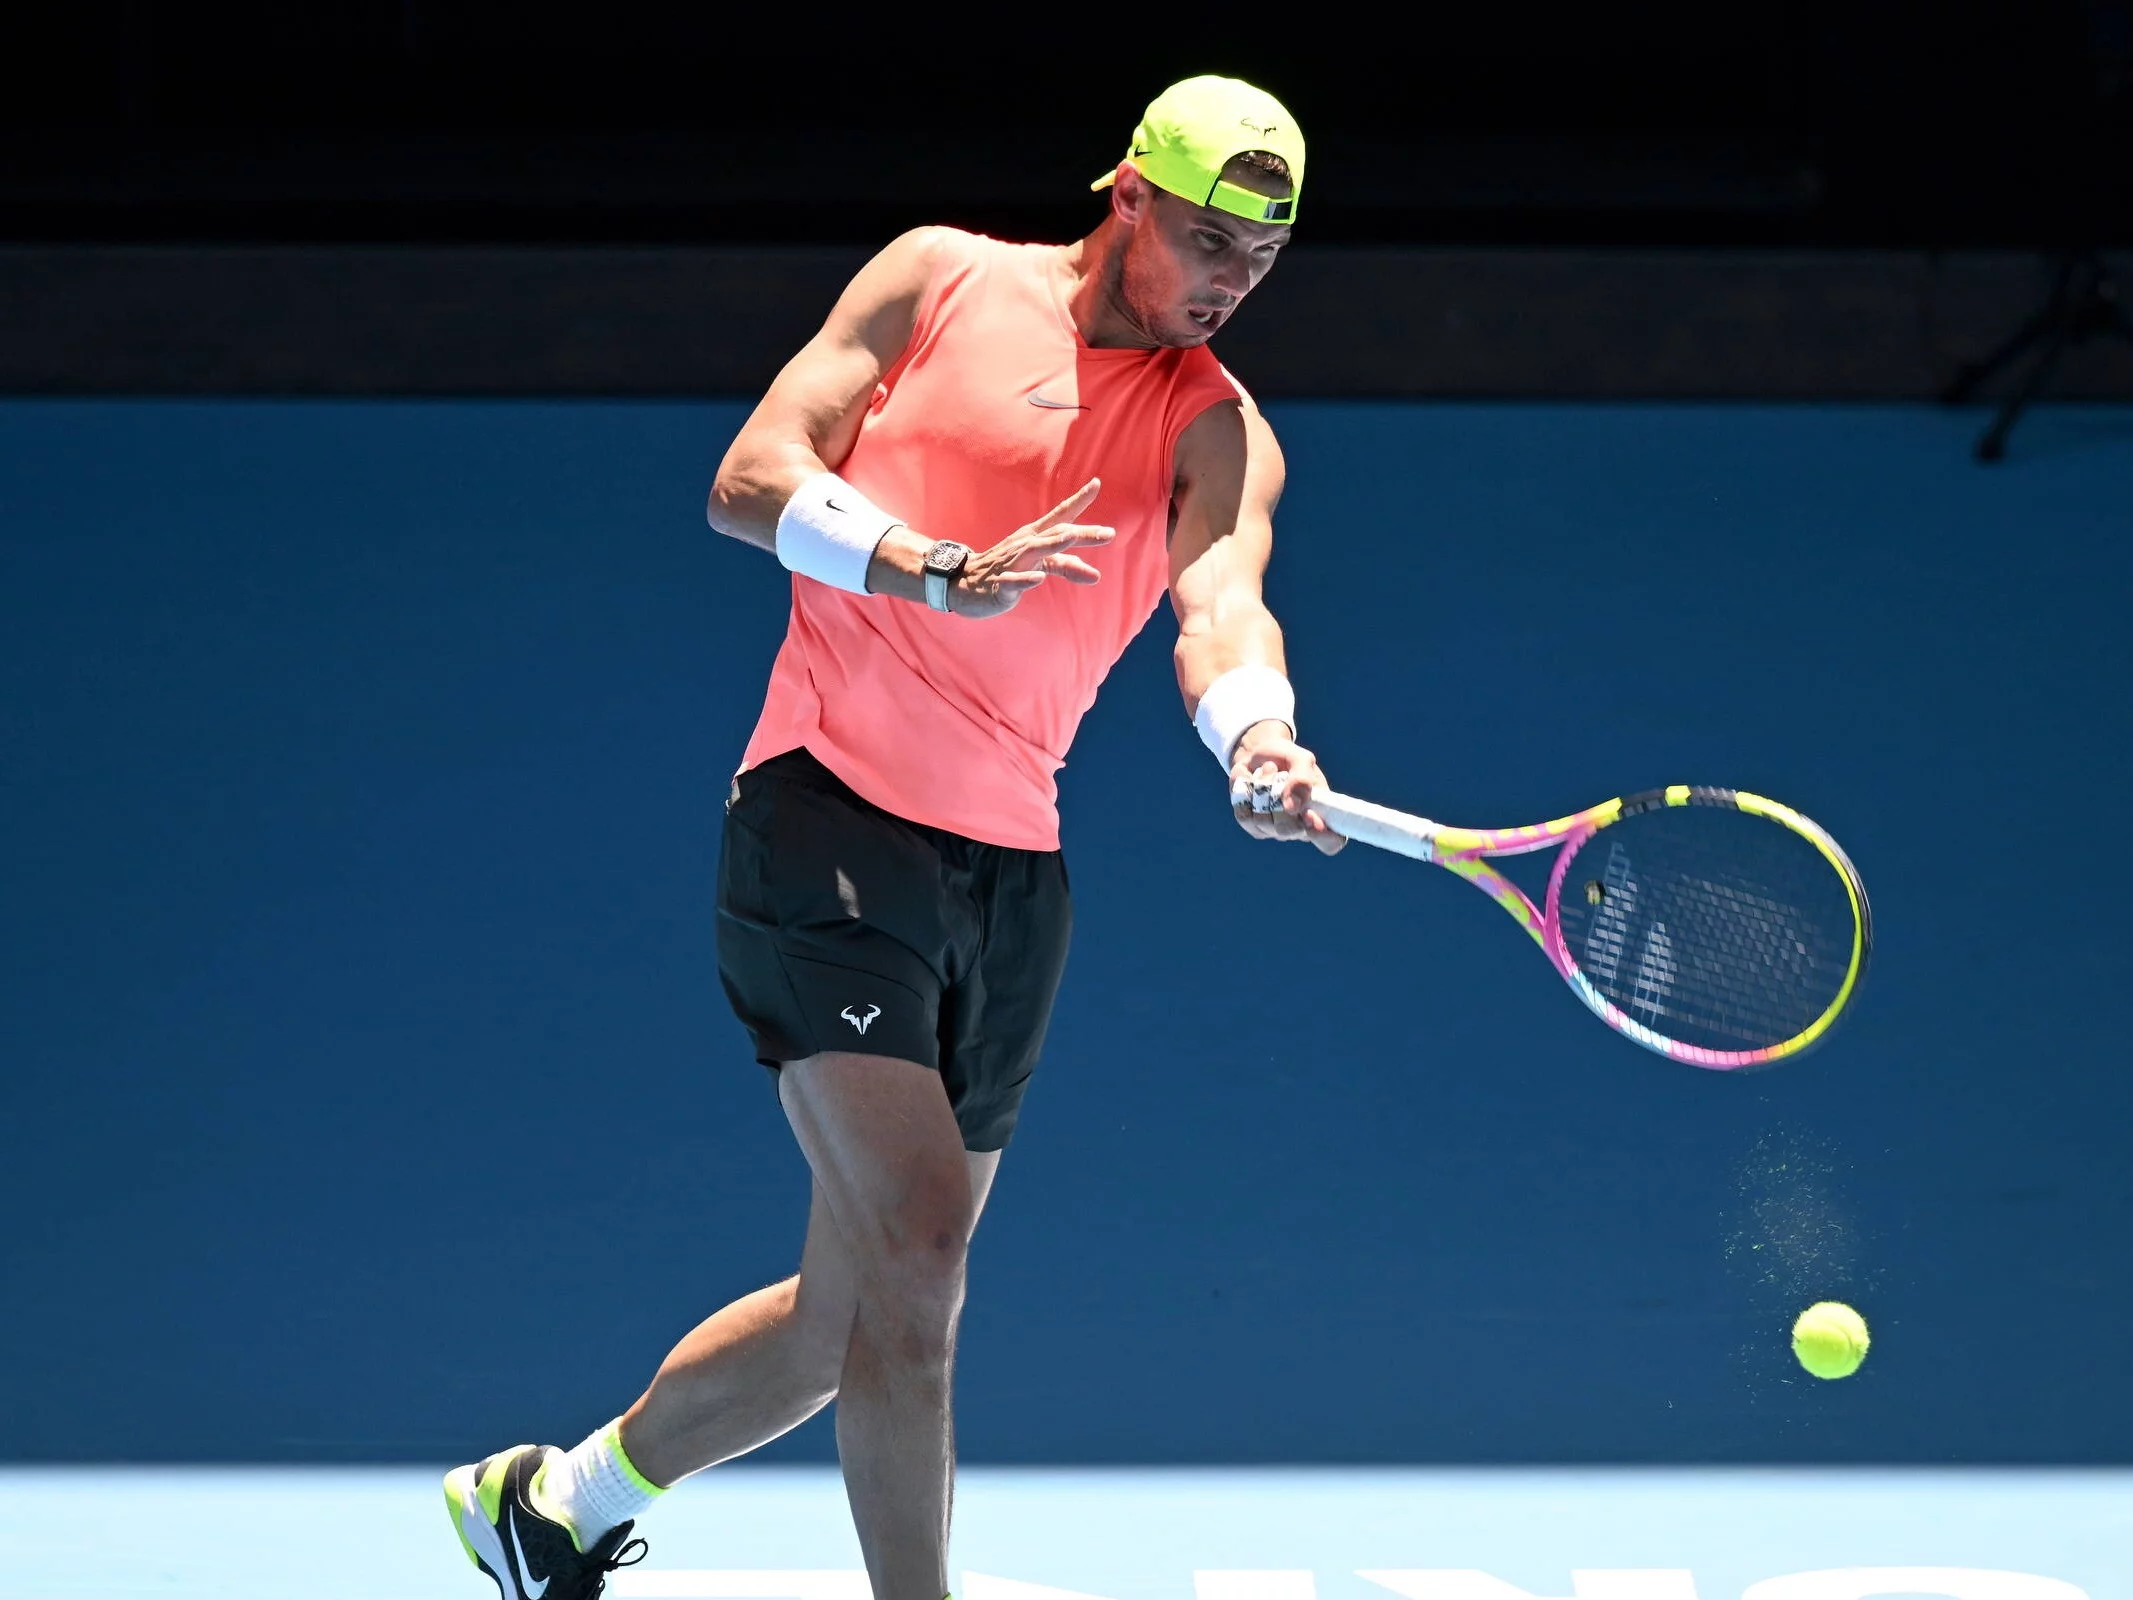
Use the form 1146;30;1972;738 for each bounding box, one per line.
1170;396;1343;854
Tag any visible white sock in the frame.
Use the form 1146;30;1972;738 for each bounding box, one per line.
532;1418;665;1549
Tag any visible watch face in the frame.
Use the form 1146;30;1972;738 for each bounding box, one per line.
925;541;969;574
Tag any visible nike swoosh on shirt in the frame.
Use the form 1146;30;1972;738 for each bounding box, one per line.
508;1504;551;1599
1026;391;1090;411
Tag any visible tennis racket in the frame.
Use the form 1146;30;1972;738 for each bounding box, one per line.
1253;779;1871;1069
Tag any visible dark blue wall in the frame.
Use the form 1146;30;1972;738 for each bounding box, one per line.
4;399;2130;1464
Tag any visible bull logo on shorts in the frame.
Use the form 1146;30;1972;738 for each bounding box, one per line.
841;1003;882;1034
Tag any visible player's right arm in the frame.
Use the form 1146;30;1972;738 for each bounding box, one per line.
707;227;941;556
707;229;1113;618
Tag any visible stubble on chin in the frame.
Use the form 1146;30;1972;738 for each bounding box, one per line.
1110;239;1185;350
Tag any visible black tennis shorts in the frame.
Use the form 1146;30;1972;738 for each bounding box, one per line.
715;747;1072;1153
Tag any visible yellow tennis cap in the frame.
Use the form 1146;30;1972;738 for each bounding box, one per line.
1092;76;1305;225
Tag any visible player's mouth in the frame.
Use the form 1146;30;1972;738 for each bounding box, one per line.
1185;305;1226;331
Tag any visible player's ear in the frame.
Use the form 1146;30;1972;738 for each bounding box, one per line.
1109;163;1152;225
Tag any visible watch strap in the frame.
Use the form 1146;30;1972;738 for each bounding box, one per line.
921;541;970;613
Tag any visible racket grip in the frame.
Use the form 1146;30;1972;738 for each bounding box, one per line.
1300;788;1440;862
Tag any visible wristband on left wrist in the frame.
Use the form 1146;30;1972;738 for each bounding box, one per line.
1193;663;1295;768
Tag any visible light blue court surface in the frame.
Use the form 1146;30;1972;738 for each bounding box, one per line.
5;1467;2126;1600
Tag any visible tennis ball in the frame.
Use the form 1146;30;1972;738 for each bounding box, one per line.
1791;1300;1870;1379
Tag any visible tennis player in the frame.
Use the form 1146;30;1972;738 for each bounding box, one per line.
445;74;1340;1600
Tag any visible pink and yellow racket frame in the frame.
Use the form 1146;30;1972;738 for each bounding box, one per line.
1299;784;1871;1070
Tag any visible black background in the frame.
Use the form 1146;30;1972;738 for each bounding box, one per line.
5;1;2130;246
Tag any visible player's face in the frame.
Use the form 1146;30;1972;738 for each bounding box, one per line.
1119;181;1290;347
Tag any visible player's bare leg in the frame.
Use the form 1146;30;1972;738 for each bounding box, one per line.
617;1180;852;1483
619;1149;999;1485
779;1049;982;1600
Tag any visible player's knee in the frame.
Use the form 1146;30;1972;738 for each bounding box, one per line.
862;1208;969;1341
858;1290;961;1374
879;1222;967;1300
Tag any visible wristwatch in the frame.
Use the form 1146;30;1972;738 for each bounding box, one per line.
922;540;972;613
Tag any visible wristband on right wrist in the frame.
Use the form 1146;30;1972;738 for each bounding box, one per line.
774;472;901;595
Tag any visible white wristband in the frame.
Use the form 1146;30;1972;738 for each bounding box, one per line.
1193;664;1296;768
774;473;901;595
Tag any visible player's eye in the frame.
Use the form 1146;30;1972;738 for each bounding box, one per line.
1195;230;1228;252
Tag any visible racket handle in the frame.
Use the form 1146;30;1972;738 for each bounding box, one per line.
1301;788;1441;862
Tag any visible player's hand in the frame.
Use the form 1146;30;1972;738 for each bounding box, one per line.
952;479;1116;619
1230;724;1346;855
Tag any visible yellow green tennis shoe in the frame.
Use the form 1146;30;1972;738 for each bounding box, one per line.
443;1444;647;1600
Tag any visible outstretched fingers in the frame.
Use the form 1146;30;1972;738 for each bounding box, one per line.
1045;521;1117;550
956;487;1116;616
1031;479;1102;530
1041;554;1105;584
1003;523;1115;585
989;570;1051;595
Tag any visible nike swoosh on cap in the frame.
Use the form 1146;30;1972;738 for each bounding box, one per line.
1026;391;1090;411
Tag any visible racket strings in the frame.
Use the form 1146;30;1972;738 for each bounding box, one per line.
1623;870;1827;1041
1557;813;1858;1053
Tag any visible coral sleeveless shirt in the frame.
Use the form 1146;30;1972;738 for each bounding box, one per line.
740;229;1243;850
